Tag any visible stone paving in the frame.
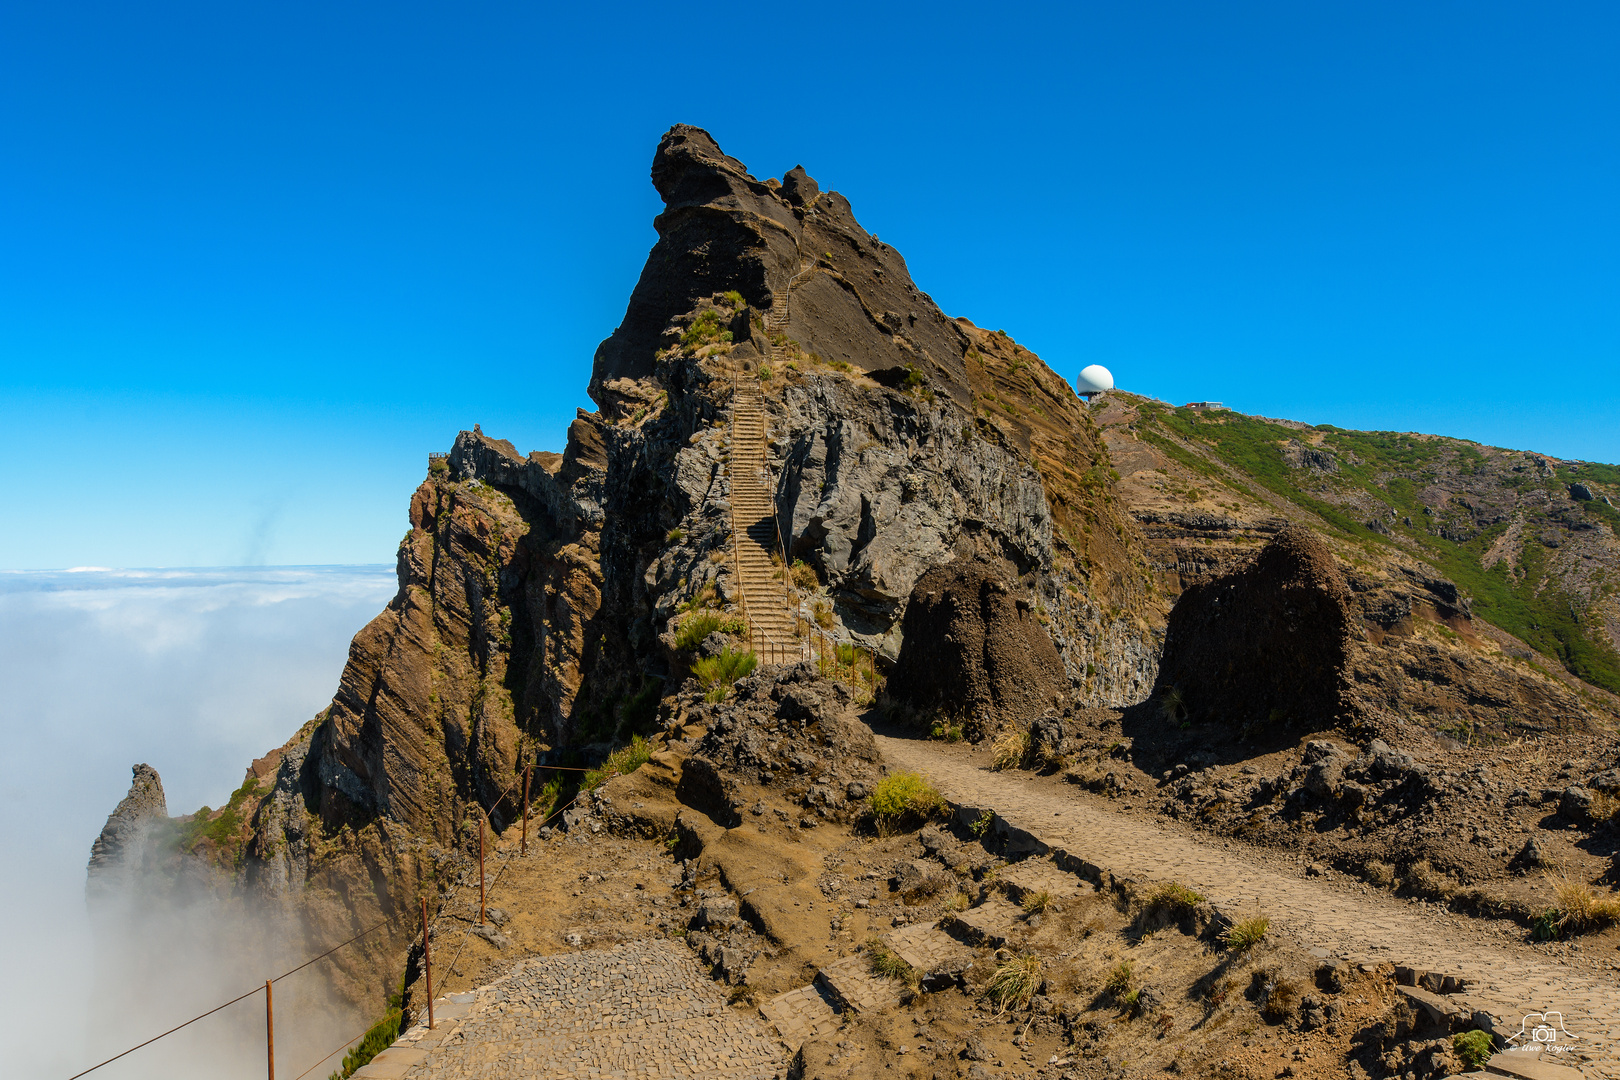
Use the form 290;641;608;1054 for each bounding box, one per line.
878;734;1620;1079
944;898;1025;950
998;856;1095;906
815;953;903;1015
363;939;786;1079
884;920;973;977
758;984;839;1050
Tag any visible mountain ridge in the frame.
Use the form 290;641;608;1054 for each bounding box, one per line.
86;124;1618;1046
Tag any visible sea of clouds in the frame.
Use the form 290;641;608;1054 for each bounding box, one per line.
0;565;398;1079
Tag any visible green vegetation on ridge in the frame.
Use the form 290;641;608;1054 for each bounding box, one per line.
1132;403;1620;695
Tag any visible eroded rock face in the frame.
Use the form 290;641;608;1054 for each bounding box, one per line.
888;553;1070;736
1154;525;1598;737
1155;526;1357;730
87;764;168;901
775;375;1052;636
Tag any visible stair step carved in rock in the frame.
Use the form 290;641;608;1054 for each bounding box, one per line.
725;275;805;660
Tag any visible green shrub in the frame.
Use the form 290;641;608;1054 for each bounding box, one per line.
583;736;653;792
930;719;963;743
618;677;663;735
1223;916;1269;951
330;1004;401;1079
666;527;684;543
674;610;744;651
1453;1030;1494;1070
680;309;732;349
722;289;745;307
758;363;772;381
692;648;757;701
869;771;943;832
1146;882;1206;918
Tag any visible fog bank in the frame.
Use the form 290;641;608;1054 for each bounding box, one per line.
0;566;396;1078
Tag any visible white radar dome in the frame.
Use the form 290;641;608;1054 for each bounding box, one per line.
1076;364;1114;400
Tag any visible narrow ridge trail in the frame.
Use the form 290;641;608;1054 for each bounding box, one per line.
876;734;1619;1077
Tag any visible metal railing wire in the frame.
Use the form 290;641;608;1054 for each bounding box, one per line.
63;754;594;1080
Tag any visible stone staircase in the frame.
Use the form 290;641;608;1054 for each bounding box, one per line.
726;282;803;660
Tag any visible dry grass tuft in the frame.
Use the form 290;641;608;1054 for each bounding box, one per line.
984;953;1043;1013
1262;977;1301;1022
1546;871;1620;935
1145;881;1205;918
990;728;1031;771
867;940;920;989
1403;858;1455;898
1364;860;1396;888
1021;889;1055;915
1105;959;1134;997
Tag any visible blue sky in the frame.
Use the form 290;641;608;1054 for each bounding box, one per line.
1;1;1615;568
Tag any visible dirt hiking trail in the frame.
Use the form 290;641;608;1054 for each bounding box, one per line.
876;734;1619;1078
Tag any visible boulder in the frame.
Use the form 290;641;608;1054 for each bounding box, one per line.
1152;527;1357;732
1569;482;1595;501
693;896;740;930
1028;712;1067;763
1356;738;1417;781
1587;768;1620;794
1509;837;1550;872
1561;784;1596;822
888;552;1069;739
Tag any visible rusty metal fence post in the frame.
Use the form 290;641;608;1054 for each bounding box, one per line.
265;980;274;1080
422;897;435;1030
521;765;531;856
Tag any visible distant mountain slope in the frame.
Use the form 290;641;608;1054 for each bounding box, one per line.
1096;393;1620;700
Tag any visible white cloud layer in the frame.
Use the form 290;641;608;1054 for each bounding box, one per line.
0;566;397;1078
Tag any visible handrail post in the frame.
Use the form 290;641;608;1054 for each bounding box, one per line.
422;897;434;1030
265;979;274;1080
478;818;486;926
521;765;530;856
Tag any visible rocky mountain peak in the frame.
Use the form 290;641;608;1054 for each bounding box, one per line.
592;124;974;414
87;763;168;900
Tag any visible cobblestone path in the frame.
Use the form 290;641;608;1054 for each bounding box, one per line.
878;735;1620;1078
361;939;787;1079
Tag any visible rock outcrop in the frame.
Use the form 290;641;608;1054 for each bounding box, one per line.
888;552;1070;736
87;763;168;900
1154;526;1599;738
1154;527;1356;731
